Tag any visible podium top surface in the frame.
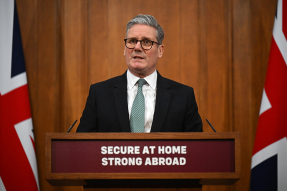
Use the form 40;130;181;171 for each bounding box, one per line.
46;132;240;139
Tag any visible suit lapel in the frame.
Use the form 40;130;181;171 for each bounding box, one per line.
113;72;131;132
151;73;171;132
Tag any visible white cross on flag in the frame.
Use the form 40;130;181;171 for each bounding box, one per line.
0;1;40;190
250;0;287;190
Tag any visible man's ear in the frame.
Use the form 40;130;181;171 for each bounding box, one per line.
158;44;164;58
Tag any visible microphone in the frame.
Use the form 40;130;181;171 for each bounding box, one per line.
206;119;217;132
67;120;77;133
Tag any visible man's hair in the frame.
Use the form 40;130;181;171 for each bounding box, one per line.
126;14;164;44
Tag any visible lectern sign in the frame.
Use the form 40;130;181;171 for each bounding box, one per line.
101;145;187;166
46;133;241;187
51;139;235;173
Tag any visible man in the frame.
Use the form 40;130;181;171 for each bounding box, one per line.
76;14;202;133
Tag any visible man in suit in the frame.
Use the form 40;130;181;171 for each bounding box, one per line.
76;14;202;133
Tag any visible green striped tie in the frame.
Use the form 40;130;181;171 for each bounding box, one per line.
130;79;146;132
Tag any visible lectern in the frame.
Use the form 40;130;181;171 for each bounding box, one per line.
45;132;241;191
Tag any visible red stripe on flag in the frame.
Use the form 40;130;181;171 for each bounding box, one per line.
0;85;38;190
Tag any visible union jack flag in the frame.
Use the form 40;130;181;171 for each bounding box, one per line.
0;1;39;190
250;0;287;190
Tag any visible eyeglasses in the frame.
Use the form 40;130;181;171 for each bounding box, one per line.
124;38;161;50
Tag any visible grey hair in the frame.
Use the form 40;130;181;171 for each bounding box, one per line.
126;14;164;44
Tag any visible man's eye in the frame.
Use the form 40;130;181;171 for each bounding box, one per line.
129;39;137;43
143;40;150;44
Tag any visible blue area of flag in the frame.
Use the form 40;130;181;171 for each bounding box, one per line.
250;154;277;191
11;1;26;78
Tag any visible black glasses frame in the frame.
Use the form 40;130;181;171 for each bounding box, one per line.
124;38;161;50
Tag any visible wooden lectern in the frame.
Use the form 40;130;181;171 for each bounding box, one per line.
45;132;241;191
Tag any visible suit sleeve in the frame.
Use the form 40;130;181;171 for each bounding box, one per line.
76;85;98;132
183;88;203;132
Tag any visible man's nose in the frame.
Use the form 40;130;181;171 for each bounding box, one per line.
134;41;142;51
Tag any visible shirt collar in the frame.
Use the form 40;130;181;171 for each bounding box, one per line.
127;70;157;90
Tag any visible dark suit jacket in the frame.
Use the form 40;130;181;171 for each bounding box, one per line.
76;71;202;132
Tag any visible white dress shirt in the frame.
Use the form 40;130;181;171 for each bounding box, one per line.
127;70;157;133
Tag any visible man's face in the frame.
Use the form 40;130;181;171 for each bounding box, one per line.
124;24;164;78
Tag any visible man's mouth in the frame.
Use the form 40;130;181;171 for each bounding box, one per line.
133;56;144;59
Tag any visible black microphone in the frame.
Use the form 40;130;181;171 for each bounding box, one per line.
206;119;217;132
67;120;77;133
